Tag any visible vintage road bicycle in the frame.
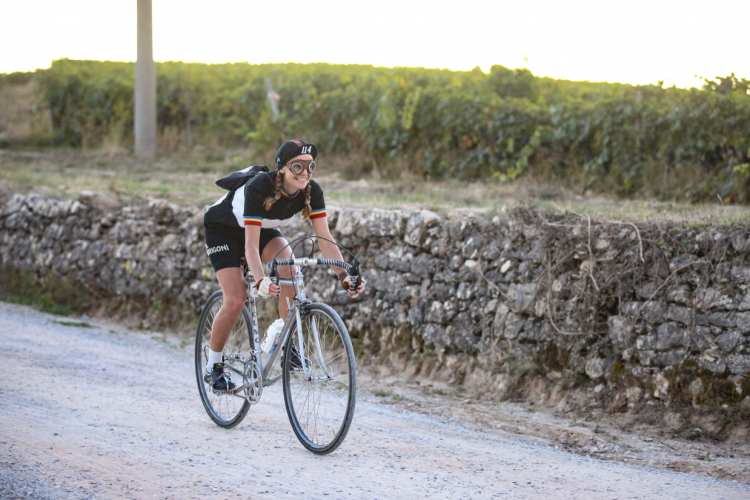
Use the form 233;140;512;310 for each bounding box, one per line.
194;239;361;455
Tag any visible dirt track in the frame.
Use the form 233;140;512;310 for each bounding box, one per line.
0;302;748;500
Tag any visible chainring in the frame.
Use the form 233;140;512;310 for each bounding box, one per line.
243;358;263;404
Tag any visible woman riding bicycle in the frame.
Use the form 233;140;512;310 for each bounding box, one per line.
202;140;366;391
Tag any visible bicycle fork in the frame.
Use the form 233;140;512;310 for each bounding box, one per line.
287;299;331;381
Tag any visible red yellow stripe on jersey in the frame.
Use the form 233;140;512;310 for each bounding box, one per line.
309;208;326;220
243;216;263;226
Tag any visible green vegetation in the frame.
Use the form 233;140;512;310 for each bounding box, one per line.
52;319;93;328
2;60;750;203
0;266;91;316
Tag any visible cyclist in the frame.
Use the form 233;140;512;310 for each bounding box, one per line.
202;140;366;391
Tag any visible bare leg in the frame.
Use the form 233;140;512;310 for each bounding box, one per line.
209;267;247;352
261;237;294;320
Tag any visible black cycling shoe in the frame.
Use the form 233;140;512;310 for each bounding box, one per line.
204;363;235;392
282;345;305;372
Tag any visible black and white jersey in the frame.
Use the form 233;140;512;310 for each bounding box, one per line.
204;171;326;229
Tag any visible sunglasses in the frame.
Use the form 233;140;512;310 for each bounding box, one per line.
286;161;316;175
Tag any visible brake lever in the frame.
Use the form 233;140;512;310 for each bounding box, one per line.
353;258;362;289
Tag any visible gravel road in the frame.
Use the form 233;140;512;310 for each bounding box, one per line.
0;302;747;500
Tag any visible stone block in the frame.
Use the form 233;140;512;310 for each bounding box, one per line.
667;305;691;325
656;322;687;350
695;288;733;310
735;312;750;333
507;283;537;314
608;316;634;350
428;238;451;257
410;253;442;278
482;240;502;261
502;311;524;340
433;270;458;284
462;236;484;259
451;312;475;335
585;357;606;379
639;350;656;366
519;319;541;342
635;282;659;300
333;208;363;236
716;331;744;353
404;210;441;247
707;312;735;328
425;300;457;324
642;301;668;324
458;260;479;282
456;283;476;301
699;349;727;374
727;354;750;375
653;350;688;367
653;372;669;399
448;254;464;270
666;285;692;306
669;253;696;272
373;245;413;272
636;334;656;351
731;266;750;284
422;324;449;349
689;326;713;351
739;293;750;312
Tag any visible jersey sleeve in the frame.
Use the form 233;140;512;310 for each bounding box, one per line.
242;174;270;226
308;181;326;220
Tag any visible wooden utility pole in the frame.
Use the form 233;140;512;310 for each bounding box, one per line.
265;78;280;117
135;0;157;158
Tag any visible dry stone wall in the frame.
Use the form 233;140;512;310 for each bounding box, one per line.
1;191;749;418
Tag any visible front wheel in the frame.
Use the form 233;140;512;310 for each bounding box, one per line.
282;303;357;455
195;290;254;428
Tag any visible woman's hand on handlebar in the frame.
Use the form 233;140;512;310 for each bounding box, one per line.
254;277;280;297
340;275;366;297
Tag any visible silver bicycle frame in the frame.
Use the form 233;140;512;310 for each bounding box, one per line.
246;259;333;389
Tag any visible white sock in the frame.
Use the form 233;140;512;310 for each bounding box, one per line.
206;348;223;372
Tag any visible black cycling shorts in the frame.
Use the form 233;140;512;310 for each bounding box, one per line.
204;225;283;272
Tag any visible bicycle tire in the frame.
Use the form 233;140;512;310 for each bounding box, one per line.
282;302;357;455
195;290;253;428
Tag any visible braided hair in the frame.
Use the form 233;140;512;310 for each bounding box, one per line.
263;170;314;220
263;171;284;211
302;183;312;220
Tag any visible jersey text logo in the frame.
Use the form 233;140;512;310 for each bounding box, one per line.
206;244;230;256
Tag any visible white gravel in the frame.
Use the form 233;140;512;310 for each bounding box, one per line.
0;302;747;500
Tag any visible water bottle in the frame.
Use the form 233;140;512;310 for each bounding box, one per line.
261;318;284;354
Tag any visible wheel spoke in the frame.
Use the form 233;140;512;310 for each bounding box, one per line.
195;293;253;428
284;306;355;453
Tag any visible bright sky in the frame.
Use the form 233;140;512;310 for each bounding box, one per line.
2;0;748;88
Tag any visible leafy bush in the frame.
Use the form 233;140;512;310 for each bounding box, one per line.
13;59;750;202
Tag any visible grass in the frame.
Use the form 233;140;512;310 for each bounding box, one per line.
0;266;91;316
52;319;93;328
2;149;750;223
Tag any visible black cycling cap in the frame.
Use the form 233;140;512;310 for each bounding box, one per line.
275;140;318;169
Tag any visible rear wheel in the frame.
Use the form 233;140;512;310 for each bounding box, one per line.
195;290;254;428
282;303;356;454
